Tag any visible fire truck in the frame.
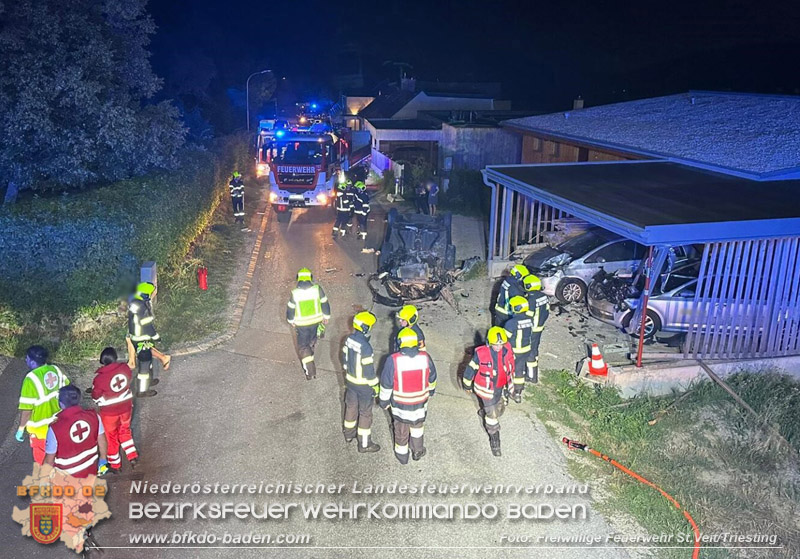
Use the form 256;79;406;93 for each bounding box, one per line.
256;129;349;221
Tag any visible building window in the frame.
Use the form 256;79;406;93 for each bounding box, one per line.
532;137;542;151
550;142;560;157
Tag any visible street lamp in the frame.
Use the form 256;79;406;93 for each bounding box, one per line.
246;69;272;131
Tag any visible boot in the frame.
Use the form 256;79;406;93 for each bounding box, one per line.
489;432;501;457
357;438;381;453
412;448;427;461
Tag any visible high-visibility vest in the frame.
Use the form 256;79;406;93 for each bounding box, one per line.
91;362;133;416
471;344;514;401
290;285;324;326
505;316;533;354
526;292;550;332
391;352;432;405
49;406;100;478
18;365;70;438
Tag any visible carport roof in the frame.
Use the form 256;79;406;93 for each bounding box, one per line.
484;161;800;245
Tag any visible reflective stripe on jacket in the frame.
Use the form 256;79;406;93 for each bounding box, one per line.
463;343;514;401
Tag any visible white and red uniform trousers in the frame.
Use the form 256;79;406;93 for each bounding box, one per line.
494;277;524;326
525;291;549;383
352;190;370;240
341;331;378;448
379;347;437;464
92;362;137;470
503;314;534;397
332;190;353;236
463;342;518;443
48;406;103;478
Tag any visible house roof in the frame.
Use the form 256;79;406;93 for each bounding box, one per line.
502;91;800;179
358;91;418;119
484;161;800;245
366;118;441;131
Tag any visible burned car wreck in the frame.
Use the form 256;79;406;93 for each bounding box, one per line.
369;209;457;307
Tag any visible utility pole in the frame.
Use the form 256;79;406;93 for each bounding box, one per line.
246;69;272;131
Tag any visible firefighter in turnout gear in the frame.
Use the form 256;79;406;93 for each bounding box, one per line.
15;345;71;465
91;347;138;471
127;282;169;397
522;274;549;384
332;181;353;237
392;305;426;352
379;328;437;464
493;264;529;326
463;327;519;457
229;171;246;227
45;385;109;478
342;312;380;453
503;296;533;402
352;181;370;240
287;268;331;380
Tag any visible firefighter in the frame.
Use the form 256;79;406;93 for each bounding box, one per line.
392;305;426;352
379;328;437;464
503;296;533;402
229;171;246;227
493;264;529;326
352;181;370;240
462;327;519;457
287;268;330;380
15;345;71;465
522;274;549;384
44;385;109;478
342;311;380;453
332;181;352;238
127;282;170;397
91;347;138;471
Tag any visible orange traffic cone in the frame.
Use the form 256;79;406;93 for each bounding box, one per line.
588;343;608;376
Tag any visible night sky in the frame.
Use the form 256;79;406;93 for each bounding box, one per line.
148;0;800;111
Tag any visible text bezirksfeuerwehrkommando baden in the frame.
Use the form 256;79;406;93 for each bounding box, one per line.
129;480;589;497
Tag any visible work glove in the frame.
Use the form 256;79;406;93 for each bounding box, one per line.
372;384;380;398
316;323;326;338
97;459;109;476
15;428;25;442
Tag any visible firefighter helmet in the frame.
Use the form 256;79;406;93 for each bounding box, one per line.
353;311;376;334
354;181;366;191
136;282;156;297
509;295;529;315
522;274;542;292
337;182;348;191
510;264;530;281
397;305;418;326
232;171;241;178
487;326;508;345
397;327;419;348
297;268;313;282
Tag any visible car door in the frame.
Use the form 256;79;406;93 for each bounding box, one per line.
581;240;644;281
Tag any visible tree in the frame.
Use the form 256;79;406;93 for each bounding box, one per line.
0;0;186;192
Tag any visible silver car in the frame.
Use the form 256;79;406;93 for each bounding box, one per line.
587;261;702;339
524;228;647;304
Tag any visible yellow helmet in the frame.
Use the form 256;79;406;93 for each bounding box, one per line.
297;268;312;282
354;181;366;191
397;327;419;348
510;264;530;281
522;274;542;292
353;311;376;334
509;295;529;314
136;282;156;296
397;305;418;325
487;326;508;345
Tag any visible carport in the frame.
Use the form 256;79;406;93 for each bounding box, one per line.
482;160;800;364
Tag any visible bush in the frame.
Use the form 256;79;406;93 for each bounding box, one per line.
0;134;250;327
382;168;396;193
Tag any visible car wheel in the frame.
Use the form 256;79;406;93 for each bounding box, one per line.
625;310;662;340
556;278;586;304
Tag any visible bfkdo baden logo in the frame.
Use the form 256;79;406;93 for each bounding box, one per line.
13;464;111;553
30;503;63;544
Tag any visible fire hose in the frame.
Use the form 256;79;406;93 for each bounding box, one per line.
562;437;700;559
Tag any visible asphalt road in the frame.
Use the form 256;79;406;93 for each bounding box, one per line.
0;199;635;559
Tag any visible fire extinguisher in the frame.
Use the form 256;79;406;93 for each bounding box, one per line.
197;266;208;291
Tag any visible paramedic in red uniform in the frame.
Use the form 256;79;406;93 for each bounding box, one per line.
45;385;109;478
91;347;138;471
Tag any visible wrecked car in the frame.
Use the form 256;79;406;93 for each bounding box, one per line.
369;209;457;306
524;228;647;304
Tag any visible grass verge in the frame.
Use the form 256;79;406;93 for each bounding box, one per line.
530;369;800;559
